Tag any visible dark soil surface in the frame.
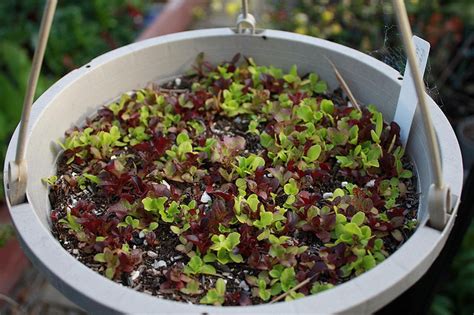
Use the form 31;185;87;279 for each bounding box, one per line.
49;56;419;306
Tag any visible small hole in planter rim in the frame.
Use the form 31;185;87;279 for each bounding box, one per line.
397;76;403;80
85;65;91;68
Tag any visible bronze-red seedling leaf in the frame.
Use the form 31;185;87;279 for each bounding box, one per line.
49;54;418;306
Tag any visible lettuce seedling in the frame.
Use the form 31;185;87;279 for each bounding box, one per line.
280;267;297;292
210;136;246;166
320;99;334;115
93;247;120;279
334;211;371;246
187;120;206;135
162;113;181;131
195;138;217;158
117;215;140;229
42;175;58;186
308;73;328;94
379;177;402;209
340;238;385;277
253;211;274;230
220;82;253;117
284;178;299;205
267;166;292;186
268;234;307;266
235;194;265;225
370;111;384;144
303;144;322;163
90;126;126;155
166;132;194;161
170;223;191;236
284;291;306;302
336;144;361;169
184;255;216;275
124;126;151;146
160;201;180;223
108;94;129;116
58;210;82;233
246;271;273;301
76;173;100;190
360;142;382;169
284;178;299;195
393;146;413;179
296;98;324;123
327;127;349;146
310;282;334;294
200;278;226;305
234;154;265;177
208;232;243;264
283;65;301;85
180;279;202;295
260;132;275;149
142;196;168;215
142;196;179;223
142;222;159;234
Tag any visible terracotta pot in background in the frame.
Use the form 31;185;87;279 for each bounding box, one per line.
0;203;29;295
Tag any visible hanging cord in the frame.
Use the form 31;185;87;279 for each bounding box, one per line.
241;0;249;18
392;0;451;230
392;0;443;189
8;0;57;205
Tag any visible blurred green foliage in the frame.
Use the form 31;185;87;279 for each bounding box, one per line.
431;224;474;315
266;0;473;119
0;0;149;195
0;223;15;247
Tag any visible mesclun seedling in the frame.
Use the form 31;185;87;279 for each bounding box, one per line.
48;54;418;306
184;256;216;275
58;210;82;233
200;278;226;306
235;154;265;177
206;232;244;264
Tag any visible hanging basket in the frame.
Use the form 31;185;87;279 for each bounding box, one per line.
3;27;463;313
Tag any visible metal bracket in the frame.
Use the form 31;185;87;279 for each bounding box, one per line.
7;0;57;206
236;0;256;34
392;0;451;230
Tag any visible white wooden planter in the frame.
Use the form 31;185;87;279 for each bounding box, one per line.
3;29;463;314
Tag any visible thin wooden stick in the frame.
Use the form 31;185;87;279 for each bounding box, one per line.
269;276;314;304
387;134;397;154
325;56;362;113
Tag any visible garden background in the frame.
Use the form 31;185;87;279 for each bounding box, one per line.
0;0;472;314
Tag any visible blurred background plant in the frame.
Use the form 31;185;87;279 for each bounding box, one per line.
0;0;472;314
264;0;474;122
0;0;154;196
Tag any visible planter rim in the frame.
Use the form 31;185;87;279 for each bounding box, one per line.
4;28;463;314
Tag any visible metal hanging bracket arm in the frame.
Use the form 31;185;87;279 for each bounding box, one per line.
7;0;57;206
392;0;451;230
236;0;256;34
